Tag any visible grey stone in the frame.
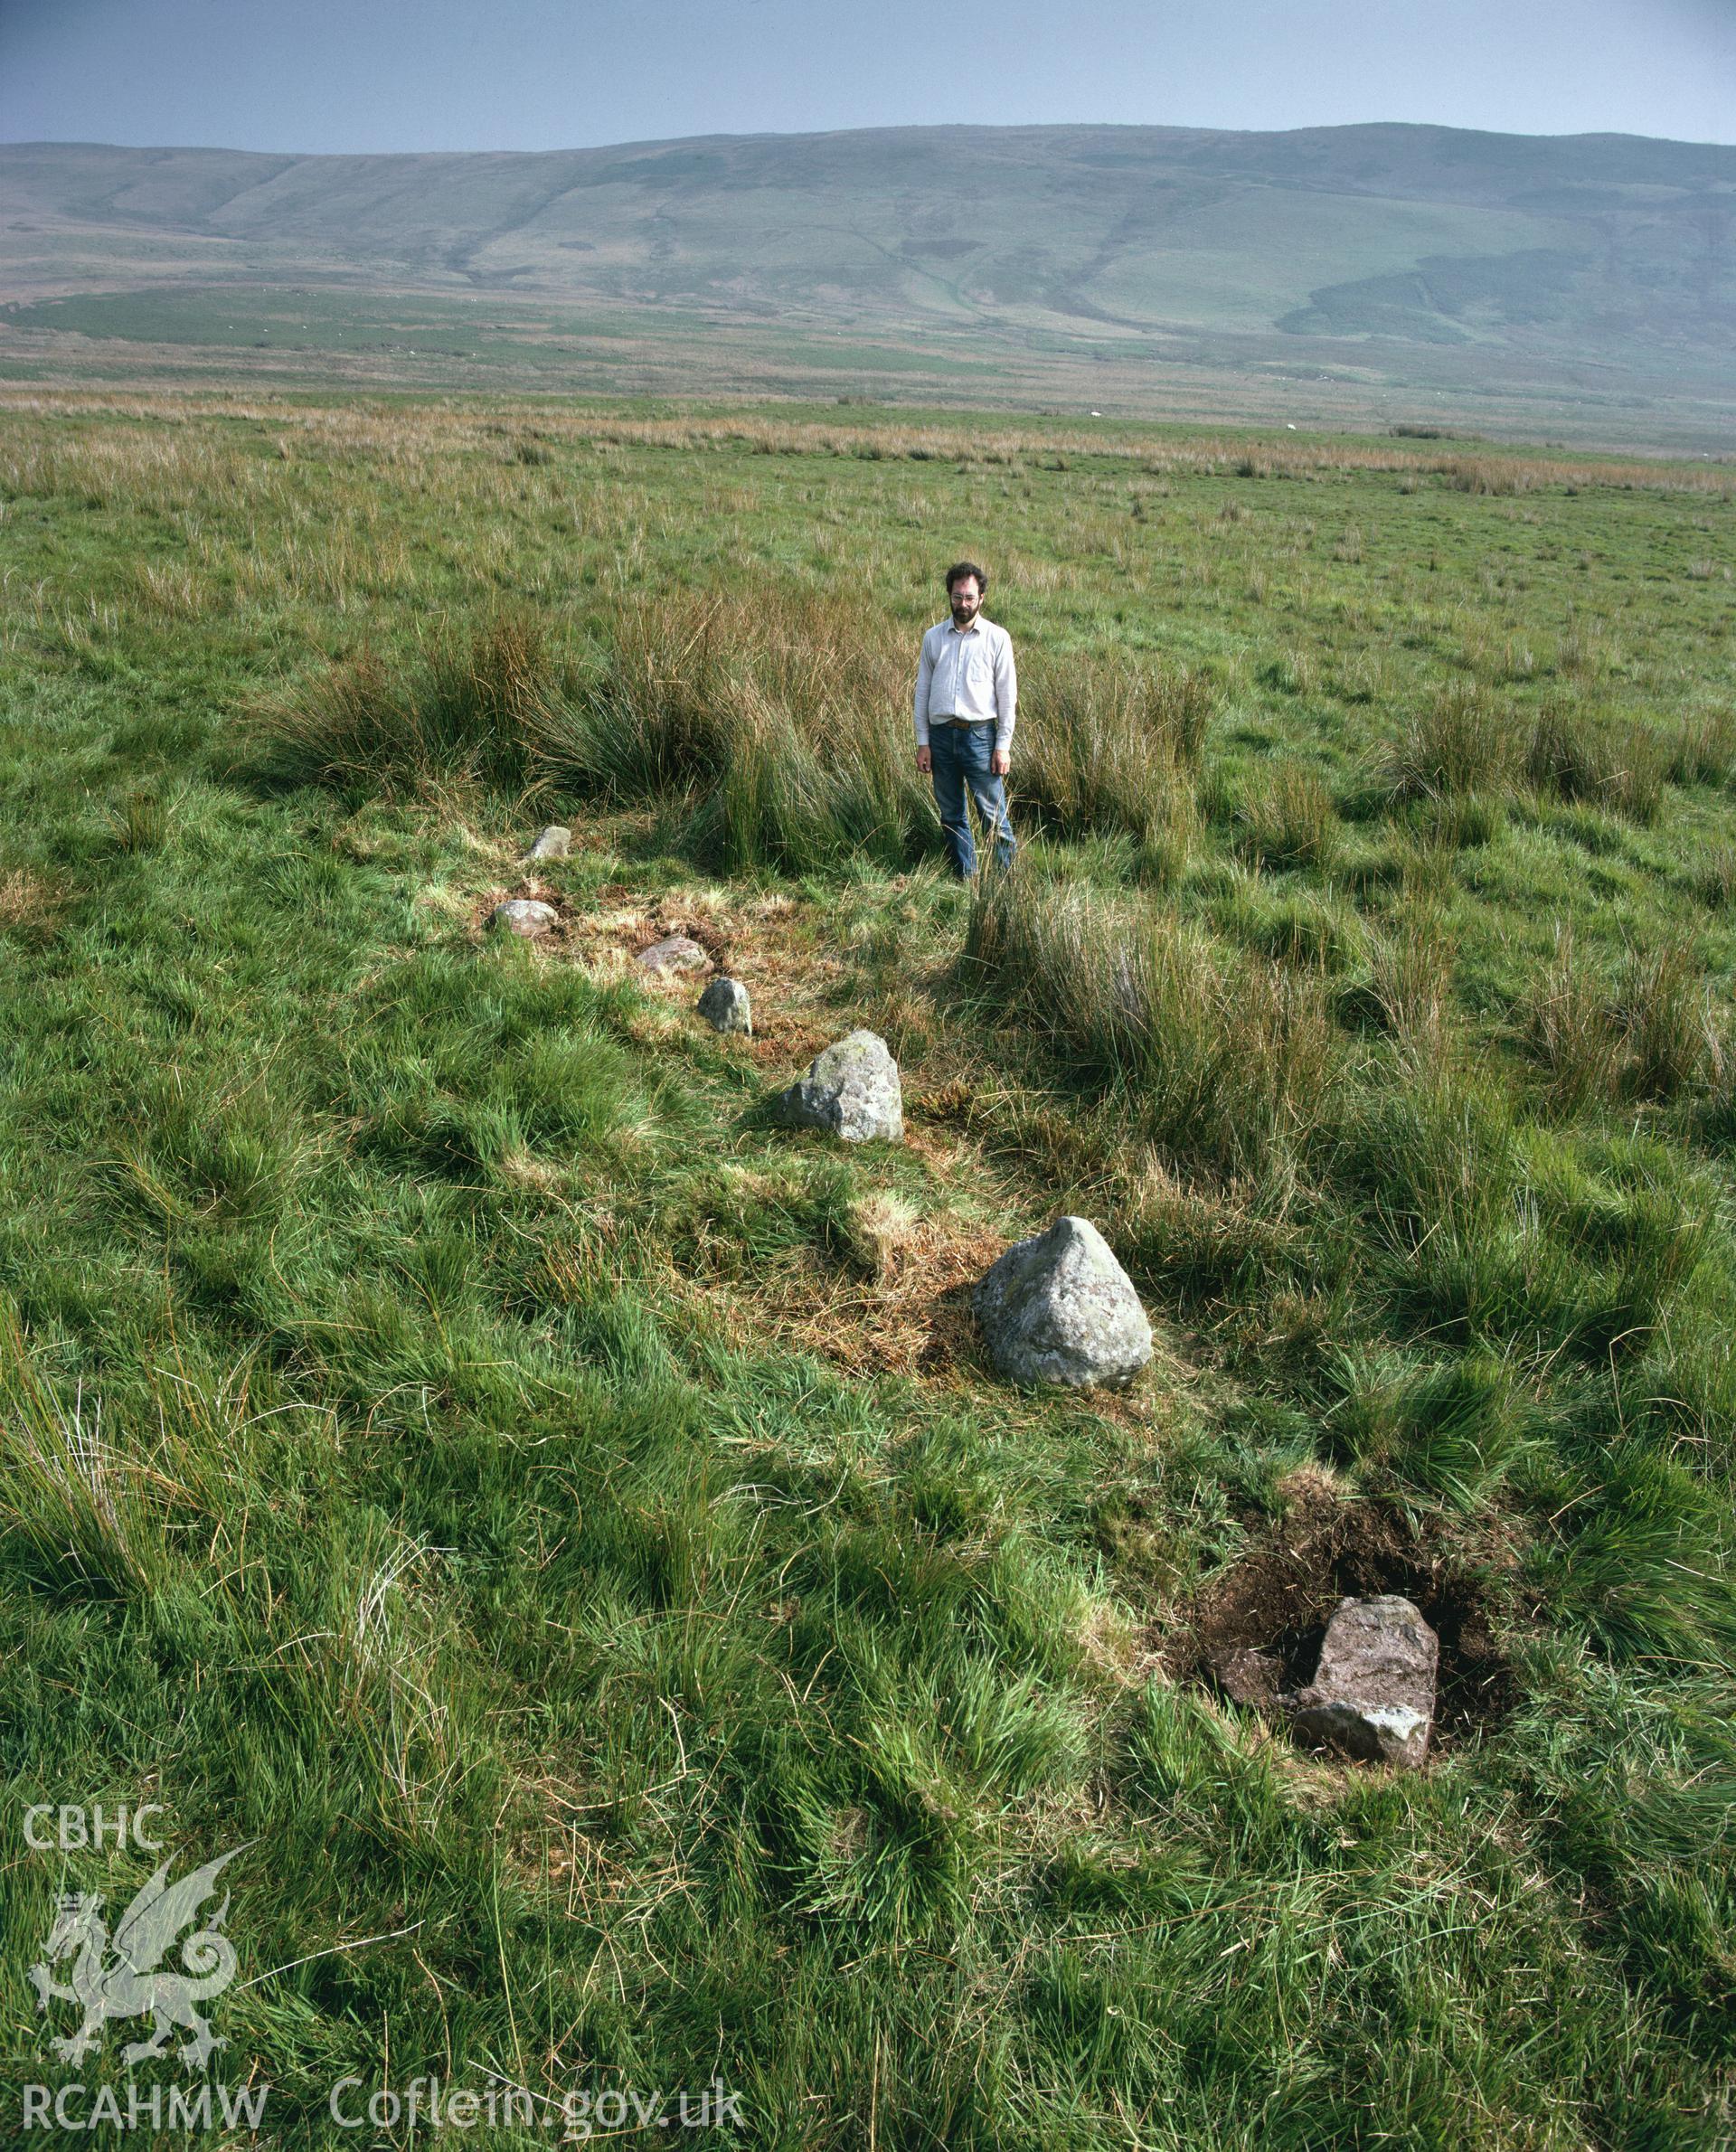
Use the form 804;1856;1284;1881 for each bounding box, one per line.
1212;1646;1282;1711
973;1216;1153;1390
637;934;709;974
1288;1596;1438;1768
523;825;571;861
772;1029;902;1144
698;977;752;1035
492;899;558;939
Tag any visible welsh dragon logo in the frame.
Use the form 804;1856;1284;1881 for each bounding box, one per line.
28;1844;247;2071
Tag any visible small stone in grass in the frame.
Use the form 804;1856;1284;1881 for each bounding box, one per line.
973;1215;1152;1390
523;825;571;861
771;1030;903;1144
637;934;709;974
698;977;751;1034
1288;1595;1438;1768
492;899;558;939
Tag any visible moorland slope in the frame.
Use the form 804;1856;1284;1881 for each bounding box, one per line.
3;125;1733;440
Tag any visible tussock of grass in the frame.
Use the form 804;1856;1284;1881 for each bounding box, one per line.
533;588;926;871
1014;649;1210;856
1357;1085;1714;1367
1692;844;1736;911
1223;884;1359;970
1524;925;1616;1112
258;610;552;792
107;786;170;854
1664;705;1736;788
1363;910;1454;1063
1380;681;1514;806
1524;929;1723;1108
966;871;1338;1175
1525;701;1666;824
1231;759;1340;874
1612;938;1724;1103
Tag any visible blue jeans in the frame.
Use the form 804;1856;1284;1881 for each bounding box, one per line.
929;722;1014;877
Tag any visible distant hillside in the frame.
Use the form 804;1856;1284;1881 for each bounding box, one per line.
3;125;1733;443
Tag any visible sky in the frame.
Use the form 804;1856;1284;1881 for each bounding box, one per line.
2;0;1732;155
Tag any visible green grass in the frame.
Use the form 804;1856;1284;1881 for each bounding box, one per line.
1;391;1733;2147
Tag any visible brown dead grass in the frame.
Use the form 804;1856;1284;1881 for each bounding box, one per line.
0;868;57;931
759;1209;1008;1383
467;876;770;975
3;389;1727;495
456;843;1194;1421
683;1203;1186;1441
529;873;854;1067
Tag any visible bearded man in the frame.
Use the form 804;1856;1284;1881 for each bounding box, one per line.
912;561;1016;879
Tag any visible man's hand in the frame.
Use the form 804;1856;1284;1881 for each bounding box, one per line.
992;750;1010;777
916;746;932;774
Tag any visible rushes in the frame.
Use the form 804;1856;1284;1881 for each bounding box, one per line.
1525;927;1620;1113
1382;687;1675;828
1382;683;1515;807
535;588;924;872
269;580;1220;873
1365;911;1454;1065
966;872;1336;1175
1014;651;1212;851
1524;928;1723;1108
546;599;1215;872
108;787;170;854
1232;760;1338;873
1524;702;1665;825
1664;705;1736;788
258;610;552;792
1694;845;1736;911
1445;457;1535;496
1614;939;1724;1103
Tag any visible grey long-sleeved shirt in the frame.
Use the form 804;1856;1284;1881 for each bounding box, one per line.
912;616;1017;754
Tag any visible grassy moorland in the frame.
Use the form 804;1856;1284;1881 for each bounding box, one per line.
0;392;1733;2148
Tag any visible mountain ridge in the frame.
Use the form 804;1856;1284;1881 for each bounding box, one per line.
3;124;1732;443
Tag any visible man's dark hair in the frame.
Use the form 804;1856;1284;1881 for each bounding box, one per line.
945;560;988;595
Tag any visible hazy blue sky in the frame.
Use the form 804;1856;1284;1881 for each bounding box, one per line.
3;0;1731;154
